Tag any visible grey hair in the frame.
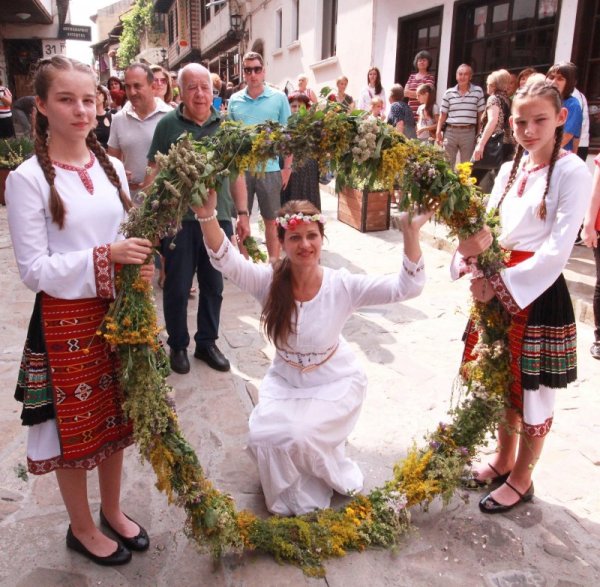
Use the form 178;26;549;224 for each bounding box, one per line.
177;63;213;93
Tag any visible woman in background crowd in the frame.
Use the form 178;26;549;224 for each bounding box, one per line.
107;76;126;110
471;69;514;192
328;75;354;111
404;50;436;123
150;64;176;108
94;84;112;149
281;93;321;211
296;74;317;104
546;61;582;152
358;67;386;112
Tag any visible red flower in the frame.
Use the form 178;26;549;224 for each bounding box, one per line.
288;218;298;230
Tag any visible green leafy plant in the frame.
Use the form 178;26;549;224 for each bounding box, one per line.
0;137;34;170
116;0;155;68
100;101;511;576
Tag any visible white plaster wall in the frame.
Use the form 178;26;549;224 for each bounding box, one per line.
248;0;373;101
554;0;578;63
240;0;581;103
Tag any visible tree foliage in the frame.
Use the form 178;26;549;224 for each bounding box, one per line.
117;0;155;68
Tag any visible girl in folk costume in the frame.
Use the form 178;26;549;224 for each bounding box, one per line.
454;81;591;513
192;197;431;515
5;56;154;565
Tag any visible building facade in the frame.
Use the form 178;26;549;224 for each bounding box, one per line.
186;0;595;151
0;0;70;97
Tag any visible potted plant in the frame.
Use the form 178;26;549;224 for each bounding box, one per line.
337;174;391;233
0;137;34;205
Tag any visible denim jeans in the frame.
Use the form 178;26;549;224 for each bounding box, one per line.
161;219;233;351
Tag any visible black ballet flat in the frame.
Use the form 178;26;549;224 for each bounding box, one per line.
66;525;132;566
463;463;511;489
100;509;150;552
479;480;534;514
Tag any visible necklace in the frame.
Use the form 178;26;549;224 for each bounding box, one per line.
52;151;96;195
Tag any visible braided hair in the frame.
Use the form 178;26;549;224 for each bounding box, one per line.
33;55;130;229
496;80;564;220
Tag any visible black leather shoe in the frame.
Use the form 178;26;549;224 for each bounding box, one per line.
194;344;230;372
591;341;600;360
479;481;534;514
100;509;150;552
169;348;190;374
66;525;132;566
462;463;511;489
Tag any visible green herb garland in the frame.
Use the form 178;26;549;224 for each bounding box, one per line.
102;102;511;576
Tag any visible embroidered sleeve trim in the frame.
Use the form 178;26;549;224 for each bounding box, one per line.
207;235;230;262
488;272;521;315
93;244;114;299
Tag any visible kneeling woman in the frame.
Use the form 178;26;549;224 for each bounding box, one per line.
195;196;430;515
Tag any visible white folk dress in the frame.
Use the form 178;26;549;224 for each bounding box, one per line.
208;237;426;515
454;152;591;434
6;155;130;473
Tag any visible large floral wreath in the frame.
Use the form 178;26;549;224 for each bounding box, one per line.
102;99;512;577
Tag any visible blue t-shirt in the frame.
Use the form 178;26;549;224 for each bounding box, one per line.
563;95;582;152
228;85;291;172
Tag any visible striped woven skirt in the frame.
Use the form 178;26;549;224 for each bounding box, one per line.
462;259;577;437
16;293;133;475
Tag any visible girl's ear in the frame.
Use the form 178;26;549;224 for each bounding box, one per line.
35;95;47;117
557;106;568;127
509;115;514;131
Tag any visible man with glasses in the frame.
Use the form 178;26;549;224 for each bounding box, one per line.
146;63;250;375
108;63;171;203
228;52;292;263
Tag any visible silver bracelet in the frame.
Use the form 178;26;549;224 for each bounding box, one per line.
197;212;217;224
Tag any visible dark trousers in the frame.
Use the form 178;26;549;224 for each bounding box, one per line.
161;219;233;351
594;239;600;342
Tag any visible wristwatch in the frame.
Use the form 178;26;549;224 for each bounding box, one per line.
237;210;249;216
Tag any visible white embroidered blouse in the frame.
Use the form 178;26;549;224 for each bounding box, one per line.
6;154;129;300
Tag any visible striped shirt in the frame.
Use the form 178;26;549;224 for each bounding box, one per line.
440;83;485;125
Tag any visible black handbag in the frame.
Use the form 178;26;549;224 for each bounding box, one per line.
472;132;504;170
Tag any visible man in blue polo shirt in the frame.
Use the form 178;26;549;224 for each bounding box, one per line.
228;51;292;263
146;63;250;375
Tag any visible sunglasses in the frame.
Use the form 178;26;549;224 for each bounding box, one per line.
154;78;168;85
243;66;263;75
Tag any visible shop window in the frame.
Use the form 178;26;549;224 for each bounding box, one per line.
321;0;337;59
453;0;559;88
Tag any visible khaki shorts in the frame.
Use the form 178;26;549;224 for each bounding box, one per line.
245;171;282;220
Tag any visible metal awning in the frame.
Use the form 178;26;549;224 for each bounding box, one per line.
0;0;54;25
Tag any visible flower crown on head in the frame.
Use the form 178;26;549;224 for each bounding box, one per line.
275;212;326;230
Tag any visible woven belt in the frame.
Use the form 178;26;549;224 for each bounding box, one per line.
277;343;339;373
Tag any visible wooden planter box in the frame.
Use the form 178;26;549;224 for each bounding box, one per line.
0;168;10;206
337;186;391;233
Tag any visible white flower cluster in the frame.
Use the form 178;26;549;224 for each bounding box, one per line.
351;117;380;163
384;490;409;517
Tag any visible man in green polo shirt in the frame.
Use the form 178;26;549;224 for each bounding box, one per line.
147;63;250;375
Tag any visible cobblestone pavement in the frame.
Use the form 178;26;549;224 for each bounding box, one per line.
0;191;598;587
